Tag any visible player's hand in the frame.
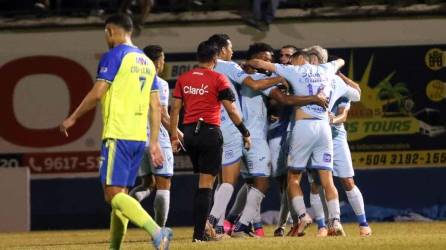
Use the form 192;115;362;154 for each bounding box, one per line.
149;142;164;167
243;136;251;151
314;92;328;109
171;138;182;153
59;117;76;137
328;112;335;124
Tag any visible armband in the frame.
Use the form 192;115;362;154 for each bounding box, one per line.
236;123;250;137
218;88;236;102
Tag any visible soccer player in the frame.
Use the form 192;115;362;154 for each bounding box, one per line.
228;43;329;238
306;46;372;237
169;40;251;242
270;44;298;237
205;34;283;237
59;14;172;250
129;45;179;228
247;49;361;237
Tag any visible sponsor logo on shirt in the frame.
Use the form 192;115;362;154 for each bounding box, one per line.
184;84;209;95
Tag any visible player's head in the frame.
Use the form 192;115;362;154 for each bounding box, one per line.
143;45;165;74
104;14;133;48
207;33;233;61
304;45;328;65
246;42;274;62
197;40;219;67
290;49;310;65
280;45;298;64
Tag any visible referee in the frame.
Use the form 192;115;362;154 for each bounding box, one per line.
170;40;251;242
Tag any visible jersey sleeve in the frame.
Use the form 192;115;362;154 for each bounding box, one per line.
217;73;231;91
151;75;160;92
321;61;337;75
96;51;122;84
227;61;249;85
337;97;351;109
173;77;183;99
274;64;295;81
159;79;170;106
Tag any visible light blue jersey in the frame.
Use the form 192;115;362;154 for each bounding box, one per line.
331;96;351;137
214;59;249;166
147;77;171;148
241;73;275;140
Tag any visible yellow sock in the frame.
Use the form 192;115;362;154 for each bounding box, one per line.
109;209;128;250
111;193;160;238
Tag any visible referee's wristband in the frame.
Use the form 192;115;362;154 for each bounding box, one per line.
236;123;250;137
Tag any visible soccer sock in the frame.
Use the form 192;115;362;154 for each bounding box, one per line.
326;198;341;220
227;184;249;221
277;191;290;228
288;195;299;223
128;184;151;202
310;193;326;228
238;187;265;226
209;183;234;226
154;189;170;227
193;188;212;240
109;209;129;250
110;192;160;239
346;186;368;226
291;196;307;217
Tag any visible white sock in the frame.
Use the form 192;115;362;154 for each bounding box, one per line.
346;186;365;216
154;189;170;227
238;187;265;226
209;183;234;222
277;192;289;228
228;184;249;218
326;198;341;220
310;193;325;221
291;196;307;217
129;185;151;202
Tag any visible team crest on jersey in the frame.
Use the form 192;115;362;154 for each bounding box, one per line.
323;153;332;163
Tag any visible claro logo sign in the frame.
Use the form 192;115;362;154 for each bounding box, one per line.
0;56;95;147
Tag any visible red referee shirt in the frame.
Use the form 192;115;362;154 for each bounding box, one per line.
173;67;231;126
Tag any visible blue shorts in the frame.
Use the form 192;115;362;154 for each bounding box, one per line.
241;138;271;178
221;127;243;166
138;146;174;177
99;139;145;187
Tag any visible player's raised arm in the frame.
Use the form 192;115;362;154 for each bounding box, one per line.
247;58;276;73
332;58;345;72
337;72;361;101
59;80;109;137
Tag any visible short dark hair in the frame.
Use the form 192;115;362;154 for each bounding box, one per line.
246;42;274;60
105;14;133;32
197;40;218;63
281;45;298;52
207;34;231;54
143;45;164;62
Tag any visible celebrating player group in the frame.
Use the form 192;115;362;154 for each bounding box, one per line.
60;13;371;250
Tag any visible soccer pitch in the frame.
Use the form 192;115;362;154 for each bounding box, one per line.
1;222;446;250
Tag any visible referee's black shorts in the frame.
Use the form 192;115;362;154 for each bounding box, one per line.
183;122;223;176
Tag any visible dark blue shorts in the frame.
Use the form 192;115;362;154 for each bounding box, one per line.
99;139;145;187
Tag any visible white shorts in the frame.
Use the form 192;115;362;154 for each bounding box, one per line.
269;132;290;177
332;130;354;178
222;127;243;166
241;138;271;178
288;119;333;171
139;146;174;177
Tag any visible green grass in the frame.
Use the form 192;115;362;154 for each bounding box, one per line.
1;222;446;249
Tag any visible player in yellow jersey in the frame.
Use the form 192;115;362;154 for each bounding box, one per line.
59;14;172;250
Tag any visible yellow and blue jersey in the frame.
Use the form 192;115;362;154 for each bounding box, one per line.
97;44;159;142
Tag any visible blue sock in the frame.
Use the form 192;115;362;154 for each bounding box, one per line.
357;214;368;227
233;222;250;233
253;222;263;230
316;218;327;229
227;214;239;224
